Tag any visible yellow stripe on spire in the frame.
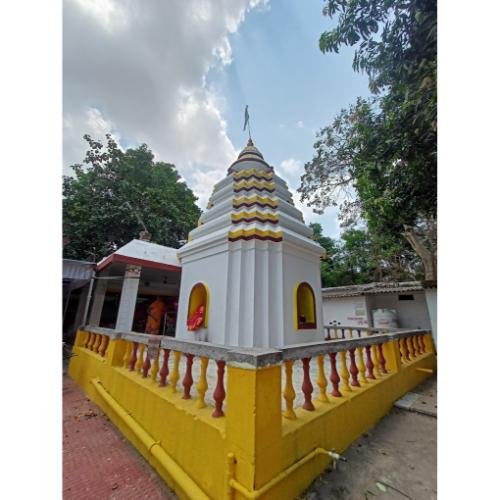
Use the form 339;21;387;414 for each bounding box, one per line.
233;169;274;181
233;179;275;191
231;211;279;223
228;228;283;242
232;195;278;209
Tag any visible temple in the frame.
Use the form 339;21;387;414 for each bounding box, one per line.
68;140;436;500
175;139;325;347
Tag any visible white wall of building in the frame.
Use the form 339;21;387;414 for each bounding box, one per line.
322;296;370;327
322;291;431;330
367;291;431;329
424;288;437;343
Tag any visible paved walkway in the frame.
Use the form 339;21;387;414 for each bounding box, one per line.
63;376;175;500
394;376;437;417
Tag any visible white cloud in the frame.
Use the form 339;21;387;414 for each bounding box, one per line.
73;0;129;32
63;0;265;207
63;107;122;166
296;120;304;128
276;157;303;189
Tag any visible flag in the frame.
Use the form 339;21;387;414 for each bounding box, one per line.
243;105;249;131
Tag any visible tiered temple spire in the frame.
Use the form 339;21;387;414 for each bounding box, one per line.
175;139;325;347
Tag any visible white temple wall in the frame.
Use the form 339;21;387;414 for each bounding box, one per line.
282;247;324;345
224;242;297;348
237;245;256;346
175;250;229;344
225;246;241;346
267;245;285;347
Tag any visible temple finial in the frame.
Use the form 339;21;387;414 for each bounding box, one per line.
243;105;252;141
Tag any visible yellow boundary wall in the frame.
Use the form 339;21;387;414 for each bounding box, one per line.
69;332;227;499
69;330;436;500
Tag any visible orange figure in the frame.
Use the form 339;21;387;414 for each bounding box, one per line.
187;304;205;331
145;297;167;335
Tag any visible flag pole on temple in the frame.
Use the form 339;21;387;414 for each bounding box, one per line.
243;105;252;141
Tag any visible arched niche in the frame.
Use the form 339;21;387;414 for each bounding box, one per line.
187;282;209;330
294;282;317;330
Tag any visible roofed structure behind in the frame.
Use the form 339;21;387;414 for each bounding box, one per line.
322;282;423;299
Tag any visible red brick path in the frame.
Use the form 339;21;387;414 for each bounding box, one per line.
63;375;176;500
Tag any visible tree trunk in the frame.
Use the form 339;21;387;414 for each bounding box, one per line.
403;225;437;286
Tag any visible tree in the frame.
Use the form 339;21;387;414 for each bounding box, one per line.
63;134;201;262
310;223;420;287
300;0;437;284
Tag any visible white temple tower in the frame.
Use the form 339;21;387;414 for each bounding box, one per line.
175;139;325;348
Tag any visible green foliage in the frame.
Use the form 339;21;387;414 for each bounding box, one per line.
300;0;436;280
63;134;201;262
310;223;421;287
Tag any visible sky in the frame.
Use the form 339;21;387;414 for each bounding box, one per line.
63;0;370;238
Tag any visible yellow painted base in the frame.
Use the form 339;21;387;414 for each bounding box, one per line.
69;330;436;500
231;352;436;500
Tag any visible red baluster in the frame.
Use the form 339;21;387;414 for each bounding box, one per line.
159;349;170;387
212;360;226;418
142;350;151;378
365;345;375;379
182;354;194;399
378;344;387;373
328;352;342;397
301;358;315;411
348;349;360;387
129;342;138;371
402;337;411;361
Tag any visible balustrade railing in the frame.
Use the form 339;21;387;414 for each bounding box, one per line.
79;326;431;423
81;327;232;419
323;325;394;340
82;326;115;357
281;329;430;419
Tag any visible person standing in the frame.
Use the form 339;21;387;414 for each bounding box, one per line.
145;296;167;335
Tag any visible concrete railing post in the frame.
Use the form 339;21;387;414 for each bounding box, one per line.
105;338;127;366
382;339;402;373
423;332;435;354
225;351;283;493
74;329;88;348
